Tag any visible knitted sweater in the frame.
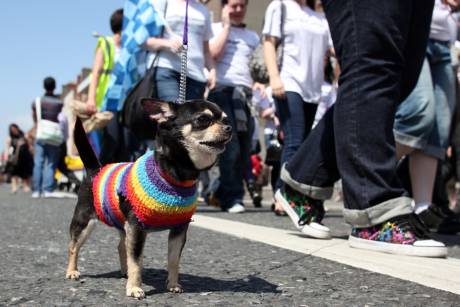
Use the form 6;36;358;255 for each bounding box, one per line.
93;151;198;229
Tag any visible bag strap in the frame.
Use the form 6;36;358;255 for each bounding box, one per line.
278;0;286;72
35;97;42;123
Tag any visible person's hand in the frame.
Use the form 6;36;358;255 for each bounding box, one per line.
270;75;285;99
443;0;460;11
167;37;184;54
86;99;97;115
221;5;231;27
252;82;266;98
208;68;216;90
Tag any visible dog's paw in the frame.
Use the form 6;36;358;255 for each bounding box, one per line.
167;283;183;293
126;286;145;299
66;270;80;280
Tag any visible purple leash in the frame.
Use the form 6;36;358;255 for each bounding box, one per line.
178;0;189;104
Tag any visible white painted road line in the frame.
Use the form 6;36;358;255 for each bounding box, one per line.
192;214;460;295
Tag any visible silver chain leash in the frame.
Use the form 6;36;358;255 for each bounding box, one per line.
178;45;188;104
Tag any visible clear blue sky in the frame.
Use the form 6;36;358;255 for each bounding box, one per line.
0;0;123;149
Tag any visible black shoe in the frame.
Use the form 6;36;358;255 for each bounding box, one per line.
416;204;447;230
437;217;460;235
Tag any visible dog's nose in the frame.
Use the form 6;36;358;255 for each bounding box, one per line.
223;125;232;133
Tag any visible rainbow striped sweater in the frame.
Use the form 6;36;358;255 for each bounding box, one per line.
93;151;198;230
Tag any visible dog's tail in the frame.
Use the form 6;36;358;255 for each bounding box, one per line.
74;117;101;175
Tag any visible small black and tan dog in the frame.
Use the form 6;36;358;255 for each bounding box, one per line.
65;98;231;299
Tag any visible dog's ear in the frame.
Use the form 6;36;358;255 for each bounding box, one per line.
141;98;175;123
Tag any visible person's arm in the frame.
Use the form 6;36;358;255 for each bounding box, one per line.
86;47;104;114
263;36;285;99
204;41;216;90
209;6;231;60
143;36;183;53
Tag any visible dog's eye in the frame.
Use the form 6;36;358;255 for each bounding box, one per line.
195;115;213;127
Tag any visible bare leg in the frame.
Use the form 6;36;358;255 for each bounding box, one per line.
66;219;97;279
124;222;147;299
410;150;437;208
22;177;31;192
167;224;189;293
11;176;18;193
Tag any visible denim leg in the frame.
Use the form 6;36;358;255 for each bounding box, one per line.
283;0;434;227
394;59;436;150
155;68;180;102
42;144;60;192
99;111;123;165
32;142;45;193
276;92;317;167
424;40;456;159
208;89;245;209
155;67;206;102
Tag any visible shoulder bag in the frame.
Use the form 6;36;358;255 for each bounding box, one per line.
35;97;64;146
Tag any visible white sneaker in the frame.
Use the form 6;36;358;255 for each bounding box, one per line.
227;203;245;214
43;191;78;199
31;192;40;199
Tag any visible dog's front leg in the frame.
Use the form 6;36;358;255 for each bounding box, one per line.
167;223;189;293
124;222;147;299
118;230;127;277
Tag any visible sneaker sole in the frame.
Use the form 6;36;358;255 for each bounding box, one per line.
348;235;448;258
275;190;331;239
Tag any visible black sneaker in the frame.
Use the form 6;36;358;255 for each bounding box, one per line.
349;214;447;258
416;204;447;230
275;185;331;239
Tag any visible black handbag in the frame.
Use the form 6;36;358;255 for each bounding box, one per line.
121;1;168;141
121;63;159;140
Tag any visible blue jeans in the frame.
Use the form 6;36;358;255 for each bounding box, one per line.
395;40;456;159
275;92;318;189
32;142;61;193
281;0;434;227
208;86;253;209
154;67;206;102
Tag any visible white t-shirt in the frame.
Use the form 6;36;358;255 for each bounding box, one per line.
150;0;212;82
211;22;260;88
263;0;331;103
430;0;457;43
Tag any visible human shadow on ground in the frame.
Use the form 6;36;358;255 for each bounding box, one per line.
88;268;280;295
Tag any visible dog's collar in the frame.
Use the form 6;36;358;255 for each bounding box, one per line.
154;158;197;188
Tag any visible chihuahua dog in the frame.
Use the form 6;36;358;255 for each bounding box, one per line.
65;98;231;299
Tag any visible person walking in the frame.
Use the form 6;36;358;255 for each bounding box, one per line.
263;0;333;213
275;0;448;257
86;8;125;164
31;77;64;198
5;124;33;193
207;0;260;213
144;0;216;102
394;0;458;229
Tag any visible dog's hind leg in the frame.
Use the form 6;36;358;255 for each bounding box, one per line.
166;223;189;293
118;230;127;277
124;222;147;299
66;193;97;280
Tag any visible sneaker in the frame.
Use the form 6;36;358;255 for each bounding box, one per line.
31;191;40;199
43;191;77;199
349;214;447;258
275;186;331;239
416;204;447;230
227;203;246;214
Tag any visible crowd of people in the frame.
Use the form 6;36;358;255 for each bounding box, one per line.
3;0;460;258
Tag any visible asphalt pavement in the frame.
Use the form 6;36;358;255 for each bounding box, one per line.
1;185;459;306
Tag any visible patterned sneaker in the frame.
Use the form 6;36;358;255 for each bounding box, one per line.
275;185;331;239
349;214;447;258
